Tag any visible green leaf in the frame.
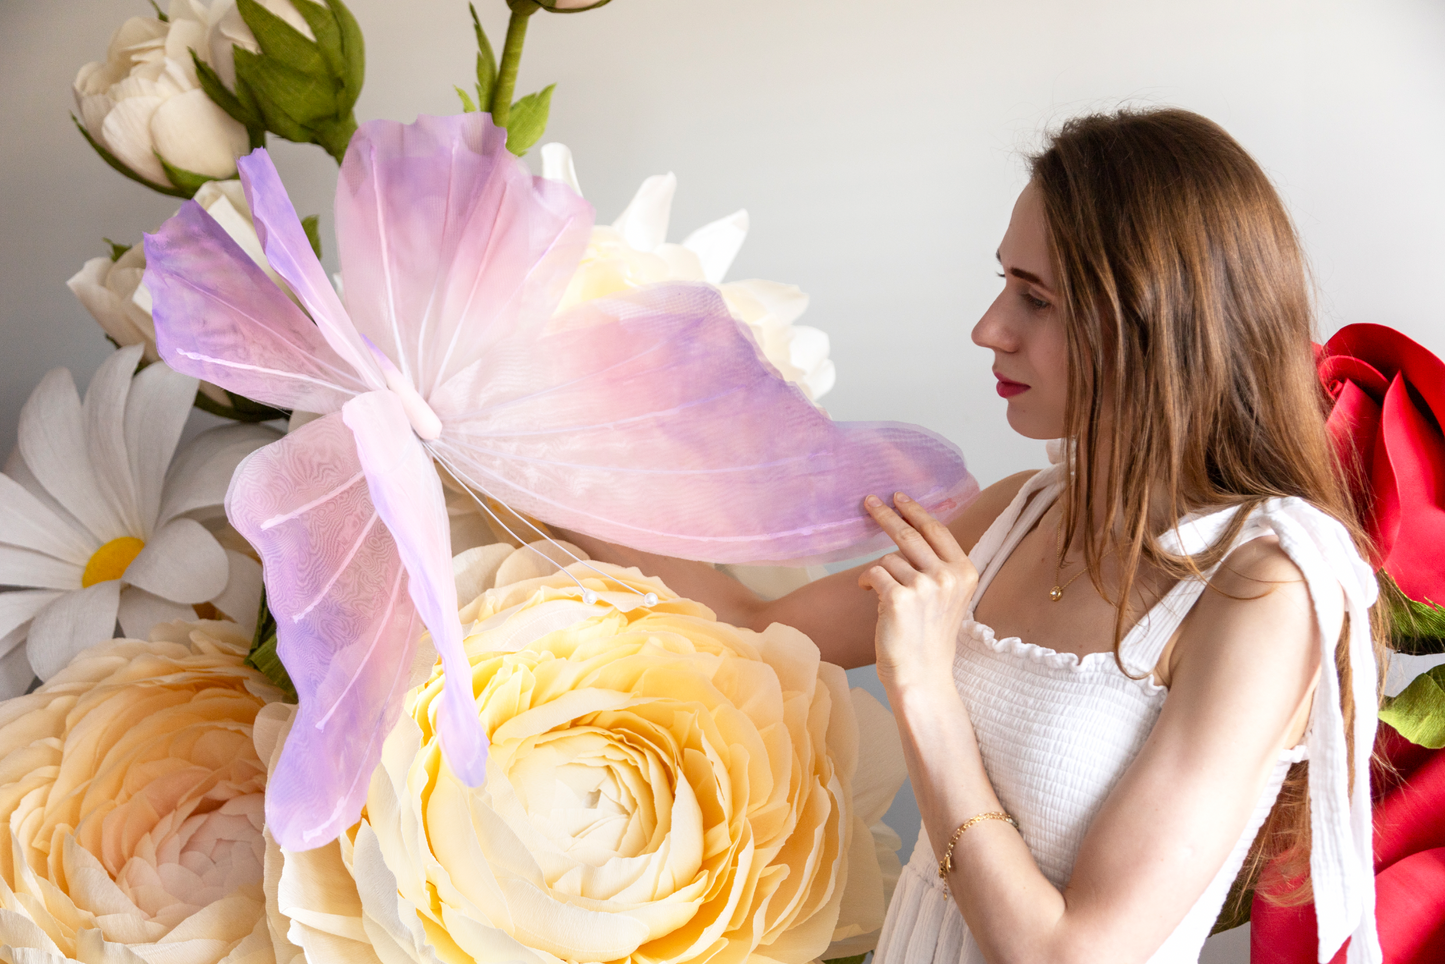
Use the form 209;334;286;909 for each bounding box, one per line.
246;633;298;702
1380;571;1445;655
191;49;266;134
469;3;497;108
1380;664;1445;748
102;238;132;262
456;85;478;113
193;388;292;423
238;0;329;78
300;214;323;259
158;155;220;195
72;114;194;198
504;83;555;155
328;0;366;111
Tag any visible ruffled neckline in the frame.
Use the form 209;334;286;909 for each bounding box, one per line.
958;618;1169;696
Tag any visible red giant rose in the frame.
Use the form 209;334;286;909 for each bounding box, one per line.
1317;324;1445;605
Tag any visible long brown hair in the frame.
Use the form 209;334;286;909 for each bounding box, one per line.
1026;108;1387;906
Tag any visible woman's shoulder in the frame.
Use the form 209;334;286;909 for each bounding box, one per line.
947;469;1039;555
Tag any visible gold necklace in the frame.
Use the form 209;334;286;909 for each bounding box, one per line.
1049;563;1090;602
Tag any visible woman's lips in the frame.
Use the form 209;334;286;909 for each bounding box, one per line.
995;375;1030;398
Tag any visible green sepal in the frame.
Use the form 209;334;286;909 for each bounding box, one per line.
328;0;366;112
158;155;220;195
238;0;329;79
1380;572;1445;655
300;214;324;259
504;84;555;155
539;0;613;12
193;388;292;423
1380;664;1445;749
245;585;297;702
148;0;169;22
821;956;866;964
456;86;478;113
235;48;339;128
103;238;132;262
469;3;497;108
191;49;267;147
73;114;194;198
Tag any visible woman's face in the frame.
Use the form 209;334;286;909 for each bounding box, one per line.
971;182;1070;440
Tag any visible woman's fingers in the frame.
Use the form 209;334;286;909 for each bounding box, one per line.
891;492;969;564
877;551;919;586
864;494;940;570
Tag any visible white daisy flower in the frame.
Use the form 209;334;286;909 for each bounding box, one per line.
0;344;280;696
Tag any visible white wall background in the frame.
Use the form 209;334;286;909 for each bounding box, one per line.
4;2;1444;960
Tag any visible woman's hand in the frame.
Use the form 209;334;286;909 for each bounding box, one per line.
859;492;980;693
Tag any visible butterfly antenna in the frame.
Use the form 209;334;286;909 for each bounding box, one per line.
430;448;658;608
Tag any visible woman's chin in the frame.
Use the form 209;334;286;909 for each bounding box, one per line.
1003;405;1064;442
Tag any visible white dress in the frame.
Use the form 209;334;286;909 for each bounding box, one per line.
874;464;1382;964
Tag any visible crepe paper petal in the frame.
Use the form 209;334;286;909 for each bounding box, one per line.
540;142;581;195
226;414;424;851
0;591;63;643
115;586;195;640
123;358;199;539
83;345;146;538
681;209;748;285
27;581;121;681
333;114;593;397
124;518;228;603
1;451;92;550
612;173;675;253
1374;374;1445;605
212;550;263;637
157;423;282;529
236;150;381;389
1327;379;1383;516
0;546;82;591
144;200;367;415
0;633;34;700
429;284;978;565
343;391;489;785
19;364;130;545
453;544;516;608
0;473;92;565
149;87;249;179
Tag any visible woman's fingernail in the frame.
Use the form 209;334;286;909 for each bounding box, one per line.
895;492;911;503
866;495;882;507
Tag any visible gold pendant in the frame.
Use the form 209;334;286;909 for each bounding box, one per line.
1049;585;1064;601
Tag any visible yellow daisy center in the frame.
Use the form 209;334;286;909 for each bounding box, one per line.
82;537;145;588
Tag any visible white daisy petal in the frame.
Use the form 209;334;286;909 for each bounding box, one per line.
0;590;64;641
117;586;195;640
540;142;582;195
0;545;84;591
0;472;94;564
84;345;146;536
27;581;122;681
157;423;280;528
681;209;749;285
612;173;676;252
124;360;199;536
124;518;228;603
18;364;127;543
2;449;93;546
211;550;262;637
0;628;35;699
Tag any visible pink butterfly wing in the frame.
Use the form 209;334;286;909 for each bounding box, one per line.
226;413;422;851
342;391;489;785
428;284;979;565
144;202;366;414
332;113;593;397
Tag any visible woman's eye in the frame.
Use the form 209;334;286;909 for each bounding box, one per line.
1023;292;1050;310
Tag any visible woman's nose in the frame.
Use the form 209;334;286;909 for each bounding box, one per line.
972;292;1017;352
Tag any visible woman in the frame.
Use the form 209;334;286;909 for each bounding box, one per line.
565;108;1383;963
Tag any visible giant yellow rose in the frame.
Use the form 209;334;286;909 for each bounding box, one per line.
0;620;284;964
263;545;906;964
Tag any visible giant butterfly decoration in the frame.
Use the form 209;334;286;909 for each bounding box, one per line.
144;113;977;850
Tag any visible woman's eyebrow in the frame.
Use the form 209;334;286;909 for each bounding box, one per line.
995;252;1048;287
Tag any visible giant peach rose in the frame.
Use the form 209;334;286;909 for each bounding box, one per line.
262;545;906;964
0;620;284;964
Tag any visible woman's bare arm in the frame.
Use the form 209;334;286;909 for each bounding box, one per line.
558;470;1035;669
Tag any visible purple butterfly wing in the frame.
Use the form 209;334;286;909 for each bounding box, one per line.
227;413;421;850
342;391;489;785
332;113;593;397
428;284;979;565
144;202;366;414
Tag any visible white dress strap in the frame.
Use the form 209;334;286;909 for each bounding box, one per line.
966;464;1063;617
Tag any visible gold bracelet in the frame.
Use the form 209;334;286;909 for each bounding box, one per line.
937;810;1018;879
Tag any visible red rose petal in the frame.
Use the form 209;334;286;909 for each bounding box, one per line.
1377;373;1445;605
1319;354;1390;403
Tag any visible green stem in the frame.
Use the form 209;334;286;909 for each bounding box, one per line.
491;0;539;129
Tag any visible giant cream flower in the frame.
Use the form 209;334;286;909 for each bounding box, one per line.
0;620;284;964
541;144;837;402
68;179;294;406
0;345;279;697
73;1;251;188
261;545;906;964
